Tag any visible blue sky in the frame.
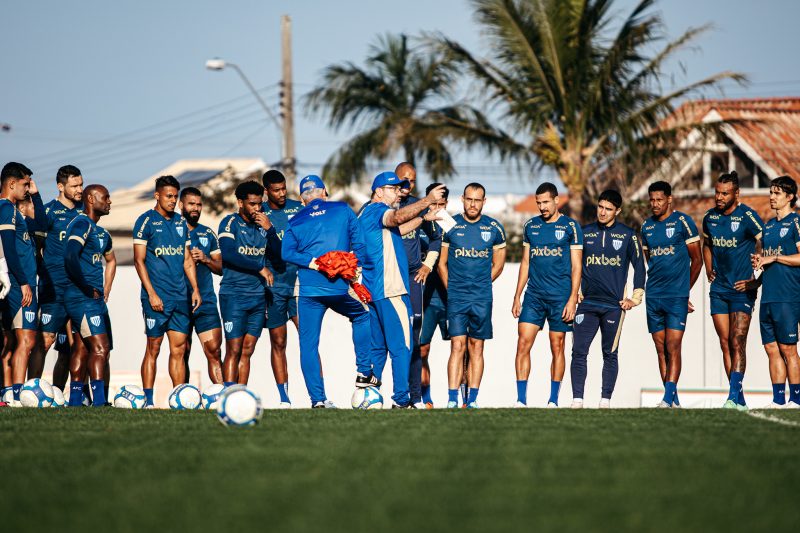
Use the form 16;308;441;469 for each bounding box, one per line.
3;0;800;198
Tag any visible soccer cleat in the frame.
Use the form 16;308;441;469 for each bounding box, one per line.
391;402;411;409
736;403;749;412
546;402;558;408
514;401;526;408
466;402;478;409
784;401;800;409
656;401;671;408
598;399;611;409
412;402;426;410
722;399;738;409
762;402;786;409
461;403;467;409
447;400;458;408
355;372;381;388
312;400;337;409
570;399;584;409
424;402;434;409
277;402;292;409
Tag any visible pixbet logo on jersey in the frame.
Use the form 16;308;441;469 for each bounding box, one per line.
238;245;265;256
763;246;783;257
454;247;490;258
711;236;738;248
154;245;184;257
585;254;622;266
650;245;676;256
530;247;563;257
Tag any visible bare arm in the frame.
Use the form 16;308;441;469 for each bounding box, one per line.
702;237;714;282
183;244;201;311
437;244;449;289
103;251;116;302
688;240;703;288
133;243;162;312
491;246;506;281
383;185;445;228
511;245;530;318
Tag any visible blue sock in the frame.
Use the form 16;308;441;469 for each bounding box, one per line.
448;389;458;404
143;388;154;406
90;380;106;407
662;381;677;405
789;383;800;404
421;385;432;404
548;381;561;406
223;381;235;388
459;384;467;405
467;388;479;404
516;380;528;405
12;383;22;401
276;382;290;403
773;383;787;405
673;391;681;406
728;371;744;403
69;381;84;406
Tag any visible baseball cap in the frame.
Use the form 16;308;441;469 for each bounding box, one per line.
299;174;326;194
371;171;409;191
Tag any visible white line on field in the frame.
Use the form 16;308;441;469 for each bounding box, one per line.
744;410;800;428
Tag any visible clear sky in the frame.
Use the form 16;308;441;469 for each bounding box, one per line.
3;0;800;198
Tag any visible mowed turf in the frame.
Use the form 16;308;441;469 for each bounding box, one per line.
1;408;797;532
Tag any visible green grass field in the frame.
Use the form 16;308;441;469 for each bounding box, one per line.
1;408;797;532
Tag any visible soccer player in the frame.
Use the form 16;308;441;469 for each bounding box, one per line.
569;189;645;408
281;175;372;408
419;183;450;408
29;164;83;379
64;184;114;407
133;175;201;407
218;180;280;386
512;182;582;408
640;181;702;408
180;187;223;384
0;162;46;404
702;171;763;410
359;172;444;408
739;176;800;408
439;182;506;408
261;170;303;407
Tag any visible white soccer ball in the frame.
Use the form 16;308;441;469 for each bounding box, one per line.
351;386;384;410
2;387;13;404
113;385;147;409
20;378;55;408
169;384;202;410
51;386;66;407
216;385;262;427
201;384;226;410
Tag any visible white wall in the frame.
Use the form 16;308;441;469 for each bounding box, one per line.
42;265;775;408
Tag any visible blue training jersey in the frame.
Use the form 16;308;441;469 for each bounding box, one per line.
37;199;82;300
187;223;220;305
580;221;646;307
702;203;763;298
132;209;191;302
442;214;506;302
0;198;37;287
64;213;112;299
262;198;303;292
282;198;367;298
760;212;800;303
218;213;280;296
640;211;700;298
358;202;410;300
523;213;583;298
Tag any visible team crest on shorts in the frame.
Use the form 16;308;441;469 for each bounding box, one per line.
199;236;208;247
780;227;789;238
90;316;101;327
176;226;184;237
224;321;233;333
41;313;52;325
481;231;492;242
146;318;156;330
555;229;565;240
730;221;739;232
665;227;674;238
57;334;67;345
24;311;35;323
612;239;623;250
575;314;584;325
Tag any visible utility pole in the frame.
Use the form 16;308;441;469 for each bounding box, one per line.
280;15;296;181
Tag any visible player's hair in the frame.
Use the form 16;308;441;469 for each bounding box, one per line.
463;182;485;197
235;180;265;200
426;182;449;200
56;164;81;185
648;180;672;196
155;175;180;191
771;175;798;207
535;182;558;198
717;170;739;189
262;169;286;187
1;162;32;183
598;189;622;209
179;186;202;200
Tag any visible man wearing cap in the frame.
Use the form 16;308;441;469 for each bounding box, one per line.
358;172;444;408
281;175;373;408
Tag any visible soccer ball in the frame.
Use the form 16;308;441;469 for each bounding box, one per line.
51;386;66;408
2;387;13;404
113;385;147;409
169;384;202;410
216;385;262;427
351;386;383;410
201;384;226;410
20;378;55;408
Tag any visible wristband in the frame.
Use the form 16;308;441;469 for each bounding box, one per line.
630;288;644;306
0;258;6;275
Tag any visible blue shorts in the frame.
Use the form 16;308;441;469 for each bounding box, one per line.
519;292;572;332
190;300;221;335
447;299;492;340
265;289;297;329
760;301;800;345
646;297;688;333
710;294;755;315
1;285;38;331
39;296;70;335
66;296;112;338
141;298;190;337
220;293;266;340
420;298;449;345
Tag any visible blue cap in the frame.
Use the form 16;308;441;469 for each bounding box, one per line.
299;174;326;194
371;171;410;191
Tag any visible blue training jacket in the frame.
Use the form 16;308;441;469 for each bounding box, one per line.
580;220;646;308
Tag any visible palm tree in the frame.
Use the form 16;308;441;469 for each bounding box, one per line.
304;33;512;185
431;0;746;220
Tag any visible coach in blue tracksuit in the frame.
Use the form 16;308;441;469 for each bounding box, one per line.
570;189;646;408
281;175;372;408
